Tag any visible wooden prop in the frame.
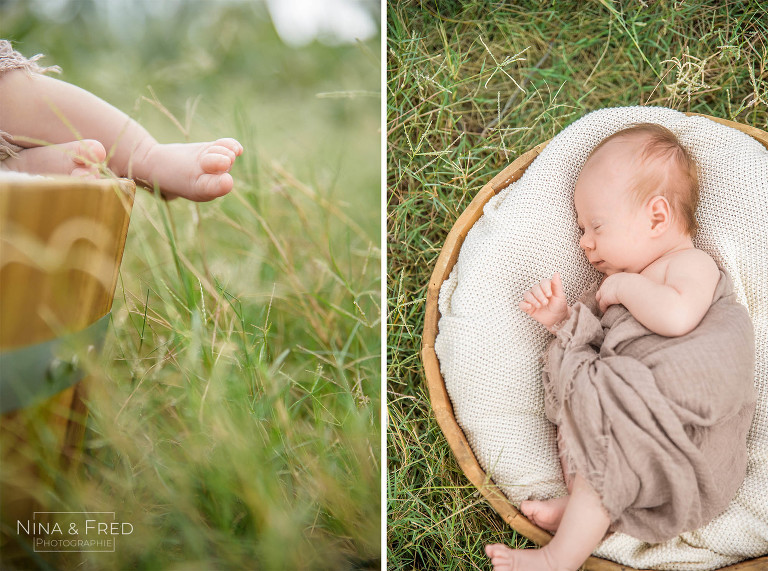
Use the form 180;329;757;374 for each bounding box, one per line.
422;115;768;570
0;177;135;558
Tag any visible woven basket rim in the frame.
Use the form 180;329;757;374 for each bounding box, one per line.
421;112;768;571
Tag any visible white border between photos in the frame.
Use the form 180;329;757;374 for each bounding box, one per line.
380;0;387;568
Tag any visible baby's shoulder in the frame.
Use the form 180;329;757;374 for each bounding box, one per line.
667;247;718;271
665;248;720;288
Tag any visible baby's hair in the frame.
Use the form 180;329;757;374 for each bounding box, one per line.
590;123;700;236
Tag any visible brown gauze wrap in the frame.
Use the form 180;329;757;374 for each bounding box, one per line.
0;39;60;160
543;270;756;543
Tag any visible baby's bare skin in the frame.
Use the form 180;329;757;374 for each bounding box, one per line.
131;138;243;201
520;496;568;532
2;139;106;178
499;132;719;571
0;68;242;201
487;474;610;571
521;134;719;337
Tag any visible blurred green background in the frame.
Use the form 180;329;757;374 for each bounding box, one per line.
1;0;381;569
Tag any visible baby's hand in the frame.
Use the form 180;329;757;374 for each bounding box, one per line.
519;272;569;333
596;273;625;313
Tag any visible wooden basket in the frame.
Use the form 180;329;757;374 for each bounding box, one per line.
421;114;768;571
0;177;135;556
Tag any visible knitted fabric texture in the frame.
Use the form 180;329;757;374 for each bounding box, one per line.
434;106;768;570
0;39;61;161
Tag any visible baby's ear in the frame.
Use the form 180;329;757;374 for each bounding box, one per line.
646;195;671;234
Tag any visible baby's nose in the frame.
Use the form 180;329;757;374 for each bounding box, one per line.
579;233;593;250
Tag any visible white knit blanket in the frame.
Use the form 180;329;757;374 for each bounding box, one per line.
435;106;768;570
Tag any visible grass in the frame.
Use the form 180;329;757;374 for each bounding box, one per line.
1;1;380;569
386;1;767;569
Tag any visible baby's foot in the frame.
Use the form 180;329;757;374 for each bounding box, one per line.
520;496;569;532
1;139;106;178
485;544;567;571
133;138;243;202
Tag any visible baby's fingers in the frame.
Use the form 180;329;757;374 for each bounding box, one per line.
522;290;542;309
531;283;550;306
539;279;553;298
551;272;565;299
519;300;534;314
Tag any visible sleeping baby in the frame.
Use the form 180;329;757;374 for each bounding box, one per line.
486;123;756;571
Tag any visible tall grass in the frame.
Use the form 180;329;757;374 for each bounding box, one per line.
387;1;767;569
1;1;380;569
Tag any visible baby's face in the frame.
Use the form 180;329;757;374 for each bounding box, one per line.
574;139;657;275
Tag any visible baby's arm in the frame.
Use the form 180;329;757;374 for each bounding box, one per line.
520;272;570;333
596;250;720;337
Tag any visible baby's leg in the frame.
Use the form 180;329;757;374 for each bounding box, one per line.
1;139;106;177
0;69;241;201
519;429;573;533
486;474;610;571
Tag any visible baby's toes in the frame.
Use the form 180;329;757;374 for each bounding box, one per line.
213;137;243;156
520;500;537;520
71;166;101;179
194;172;234;201
74;139;107;165
209;145;237;162
485;544;516;568
71;140;107;177
201;149;235;174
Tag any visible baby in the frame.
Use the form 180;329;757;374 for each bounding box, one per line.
486;123;753;570
521;122;719;338
0;40;242;201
